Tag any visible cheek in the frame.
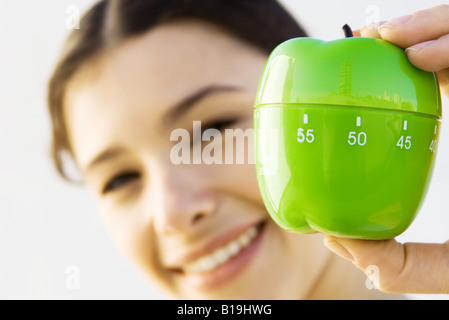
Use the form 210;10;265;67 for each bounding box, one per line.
195;162;265;222
218;134;261;204
223;163;261;202
97;203;145;258
96;200;169;286
195;130;262;207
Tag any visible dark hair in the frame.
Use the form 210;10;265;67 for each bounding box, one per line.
48;0;307;180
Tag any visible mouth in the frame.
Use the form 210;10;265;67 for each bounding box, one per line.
171;221;266;290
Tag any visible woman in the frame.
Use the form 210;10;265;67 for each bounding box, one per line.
48;0;449;299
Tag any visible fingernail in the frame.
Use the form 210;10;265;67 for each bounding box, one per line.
324;240;355;263
379;14;413;32
360;24;381;38
405;40;437;54
363;24;378;30
361;24;378;34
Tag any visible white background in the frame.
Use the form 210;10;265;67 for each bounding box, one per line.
0;0;448;300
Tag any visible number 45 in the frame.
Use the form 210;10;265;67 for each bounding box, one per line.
397;135;411;149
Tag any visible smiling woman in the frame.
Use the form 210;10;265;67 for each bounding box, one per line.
47;0;403;299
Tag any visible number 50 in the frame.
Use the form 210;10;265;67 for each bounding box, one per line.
348;131;367;146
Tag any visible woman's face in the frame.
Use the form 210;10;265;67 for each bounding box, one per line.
64;20;330;299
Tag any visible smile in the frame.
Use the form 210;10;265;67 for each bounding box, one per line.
182;223;261;274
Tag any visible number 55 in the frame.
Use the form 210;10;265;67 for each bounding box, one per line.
297;128;314;143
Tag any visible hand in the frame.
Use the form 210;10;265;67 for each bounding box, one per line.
355;4;449;98
324;5;449;295
324;236;449;294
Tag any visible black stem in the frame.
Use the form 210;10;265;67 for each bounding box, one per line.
342;24;353;38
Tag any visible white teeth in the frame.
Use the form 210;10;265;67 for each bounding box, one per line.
183;226;260;274
214;248;229;265
227;241;240;256
239;227;257;247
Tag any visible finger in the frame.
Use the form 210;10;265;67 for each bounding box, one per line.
360;25;381;39
358;21;388;39
378;5;449;48
352;29;361;37
405;34;449;72
324;235;449;294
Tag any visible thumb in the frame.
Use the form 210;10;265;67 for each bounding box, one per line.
324;235;449;294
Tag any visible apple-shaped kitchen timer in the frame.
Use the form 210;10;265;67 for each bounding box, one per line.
254;26;442;239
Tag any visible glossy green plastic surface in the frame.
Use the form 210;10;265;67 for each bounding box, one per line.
256;37;441;117
254;37;441;239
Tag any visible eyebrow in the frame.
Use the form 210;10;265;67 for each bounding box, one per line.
84;147;125;174
164;85;242;124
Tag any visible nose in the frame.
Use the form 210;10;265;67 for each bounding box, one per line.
151;164;217;235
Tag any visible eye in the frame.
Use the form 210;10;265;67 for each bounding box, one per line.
102;171;141;194
190;118;239;149
201;117;239;133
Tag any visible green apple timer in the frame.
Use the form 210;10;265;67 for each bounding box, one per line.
254;26;442;239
